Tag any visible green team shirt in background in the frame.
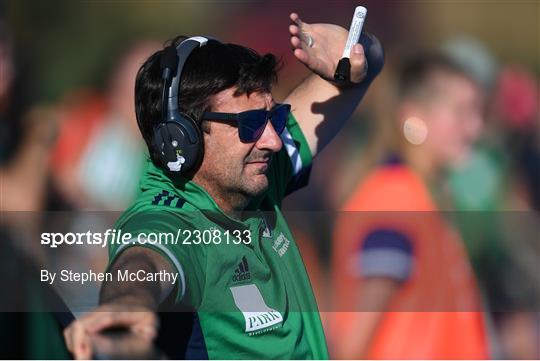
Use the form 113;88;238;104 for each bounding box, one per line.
108;113;328;359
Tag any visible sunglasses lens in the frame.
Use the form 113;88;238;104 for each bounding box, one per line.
237;104;290;142
270;104;289;135
238;111;268;142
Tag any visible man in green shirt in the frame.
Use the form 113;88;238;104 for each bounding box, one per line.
64;12;383;359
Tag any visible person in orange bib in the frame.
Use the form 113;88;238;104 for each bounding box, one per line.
329;53;490;359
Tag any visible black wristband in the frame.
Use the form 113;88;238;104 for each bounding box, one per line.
334;57;351;86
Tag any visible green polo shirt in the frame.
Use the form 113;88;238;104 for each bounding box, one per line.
108;113;328;359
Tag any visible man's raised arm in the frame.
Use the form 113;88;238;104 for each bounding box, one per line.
285;13;384;157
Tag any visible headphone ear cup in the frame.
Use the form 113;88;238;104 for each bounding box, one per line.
153;115;202;174
154;123;175;165
181;114;204;169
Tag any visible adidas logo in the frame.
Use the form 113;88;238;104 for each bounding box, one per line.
232;256;251;283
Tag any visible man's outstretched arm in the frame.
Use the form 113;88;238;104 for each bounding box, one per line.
285;13;384;157
64;247;175;359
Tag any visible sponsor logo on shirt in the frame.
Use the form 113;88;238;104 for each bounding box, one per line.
232;256;251;283
230;284;283;335
272;233;290;257
258;210;272;238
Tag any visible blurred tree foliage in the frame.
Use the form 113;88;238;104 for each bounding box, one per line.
3;0;538;104
5;0;245;102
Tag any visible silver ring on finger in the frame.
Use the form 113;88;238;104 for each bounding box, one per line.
306;34;314;48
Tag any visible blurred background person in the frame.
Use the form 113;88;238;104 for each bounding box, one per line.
45;40;166;316
50;40;159;210
0;18;58;213
329;53;490;359
440;39;540;360
0;17;71;359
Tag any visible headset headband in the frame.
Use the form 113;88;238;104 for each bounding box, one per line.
160;36;216;143
166;37;210;116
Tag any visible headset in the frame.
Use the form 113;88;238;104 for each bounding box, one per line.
153;36;219;174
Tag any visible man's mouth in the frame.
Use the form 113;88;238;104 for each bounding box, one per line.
247;159;270;165
245;156;272;174
245;154;272;165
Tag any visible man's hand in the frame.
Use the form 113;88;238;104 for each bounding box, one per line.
63;303;157;359
289;13;367;84
285;11;383;156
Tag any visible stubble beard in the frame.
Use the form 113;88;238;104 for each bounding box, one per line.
194;155;271;213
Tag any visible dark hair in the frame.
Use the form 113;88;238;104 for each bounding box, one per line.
398;52;474;100
135;35;281;166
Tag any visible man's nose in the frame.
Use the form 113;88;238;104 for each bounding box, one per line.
256;121;283;152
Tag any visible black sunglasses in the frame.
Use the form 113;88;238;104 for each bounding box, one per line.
201;103;291;143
